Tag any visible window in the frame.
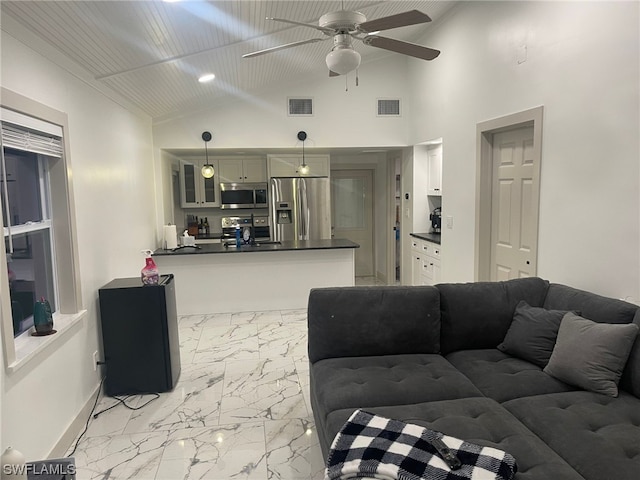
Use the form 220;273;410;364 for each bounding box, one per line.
2;147;57;337
1;91;83;370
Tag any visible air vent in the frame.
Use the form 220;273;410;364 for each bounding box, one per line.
377;98;401;116
288;97;313;116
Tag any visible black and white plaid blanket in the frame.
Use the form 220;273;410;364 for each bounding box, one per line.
325;410;518;480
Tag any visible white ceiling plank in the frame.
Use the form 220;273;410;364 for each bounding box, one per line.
1;0;456;119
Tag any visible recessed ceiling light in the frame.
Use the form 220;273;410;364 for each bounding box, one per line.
163;0;181;3
198;73;216;83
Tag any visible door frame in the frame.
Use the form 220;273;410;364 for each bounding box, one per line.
475;106;544;281
386;154;400;285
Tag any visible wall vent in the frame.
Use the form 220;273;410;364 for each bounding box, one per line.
377;98;401;116
288;97;313;116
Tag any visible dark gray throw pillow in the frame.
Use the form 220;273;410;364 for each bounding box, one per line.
543;312;639;397
497;300;569;367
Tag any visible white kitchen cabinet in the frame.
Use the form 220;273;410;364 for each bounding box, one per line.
421;240;442;285
412;252;424;286
218;157;267;183
411;239;424;286
179;160;219;208
267;154;330;177
427;145;442;196
411;237;442;286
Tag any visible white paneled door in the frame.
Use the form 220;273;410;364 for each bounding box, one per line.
331;170;374;277
490;126;538;281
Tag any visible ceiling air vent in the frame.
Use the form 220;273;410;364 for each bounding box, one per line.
377;98;401;116
288;97;313;116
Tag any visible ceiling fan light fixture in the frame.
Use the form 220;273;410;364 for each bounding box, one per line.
325;47;361;75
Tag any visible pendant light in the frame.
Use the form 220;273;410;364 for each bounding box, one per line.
201;131;214;178
297;131;309;175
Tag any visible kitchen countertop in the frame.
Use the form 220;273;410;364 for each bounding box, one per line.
153;238;360;256
410;232;441;244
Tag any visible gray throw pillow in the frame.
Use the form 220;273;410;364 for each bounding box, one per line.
497;301;569;367
543;312;639;397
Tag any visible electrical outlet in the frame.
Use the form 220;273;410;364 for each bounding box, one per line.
92;351;99;371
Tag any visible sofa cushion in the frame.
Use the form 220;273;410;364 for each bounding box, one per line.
497;300;572;367
322;398;585;480
446;349;576;403
308;286;441;363
543;313;639;397
438;277;549;354
504;391;640;480
544;283;640;397
310;354;482;428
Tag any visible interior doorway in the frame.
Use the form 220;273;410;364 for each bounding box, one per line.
330;169;375;277
475;106;544;281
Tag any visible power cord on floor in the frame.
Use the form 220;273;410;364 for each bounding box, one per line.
92;392;160;418
66;376;160;458
67;376;104;458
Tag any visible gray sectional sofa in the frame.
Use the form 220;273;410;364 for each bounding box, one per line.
308;277;640;480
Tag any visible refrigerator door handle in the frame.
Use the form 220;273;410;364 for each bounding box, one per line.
299;178;308;240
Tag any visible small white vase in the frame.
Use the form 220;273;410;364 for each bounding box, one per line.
1;447;27;480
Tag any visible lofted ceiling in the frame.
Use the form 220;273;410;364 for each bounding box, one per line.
1;1;456;121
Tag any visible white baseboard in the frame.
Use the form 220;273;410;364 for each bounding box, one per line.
48;381;101;458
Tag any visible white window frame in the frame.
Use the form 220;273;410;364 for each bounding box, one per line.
1;89;84;371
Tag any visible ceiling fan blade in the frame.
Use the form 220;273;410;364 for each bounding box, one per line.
364;36;440;61
358;10;431;33
242;38;326;58
329;70;340;77
268;17;335;34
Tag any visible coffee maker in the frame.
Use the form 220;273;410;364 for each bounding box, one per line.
430;207;442;233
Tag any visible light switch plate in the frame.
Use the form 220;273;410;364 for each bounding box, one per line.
446;216;454;229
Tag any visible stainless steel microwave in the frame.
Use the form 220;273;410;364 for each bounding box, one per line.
220;183;268;209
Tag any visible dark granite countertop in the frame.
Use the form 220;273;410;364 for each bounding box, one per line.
153;238;360;256
410;232;441;245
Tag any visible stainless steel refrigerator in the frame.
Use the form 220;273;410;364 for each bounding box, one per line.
270;177;331;241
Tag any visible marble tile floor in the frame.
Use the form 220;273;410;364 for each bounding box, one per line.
68;309;326;480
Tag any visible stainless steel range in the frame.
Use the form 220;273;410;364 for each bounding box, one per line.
221;215;270;245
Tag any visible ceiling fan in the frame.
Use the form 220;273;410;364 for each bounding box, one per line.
242;9;440;76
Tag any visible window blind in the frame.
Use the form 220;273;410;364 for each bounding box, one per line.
1;107;63;157
1;122;64;158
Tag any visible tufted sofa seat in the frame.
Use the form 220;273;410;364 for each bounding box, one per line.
308;278;640;480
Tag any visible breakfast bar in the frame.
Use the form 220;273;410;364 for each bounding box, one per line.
153;239;359;314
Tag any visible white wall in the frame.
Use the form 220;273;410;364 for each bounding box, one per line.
408;1;640;301
152;55;412;151
0;29;155;459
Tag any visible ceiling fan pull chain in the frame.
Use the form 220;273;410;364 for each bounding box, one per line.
356;69;359;87
345;74;349;92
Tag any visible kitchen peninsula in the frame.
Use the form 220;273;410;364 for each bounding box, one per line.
153;239;359;314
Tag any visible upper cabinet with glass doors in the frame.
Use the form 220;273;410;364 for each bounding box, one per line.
179;160;219;208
